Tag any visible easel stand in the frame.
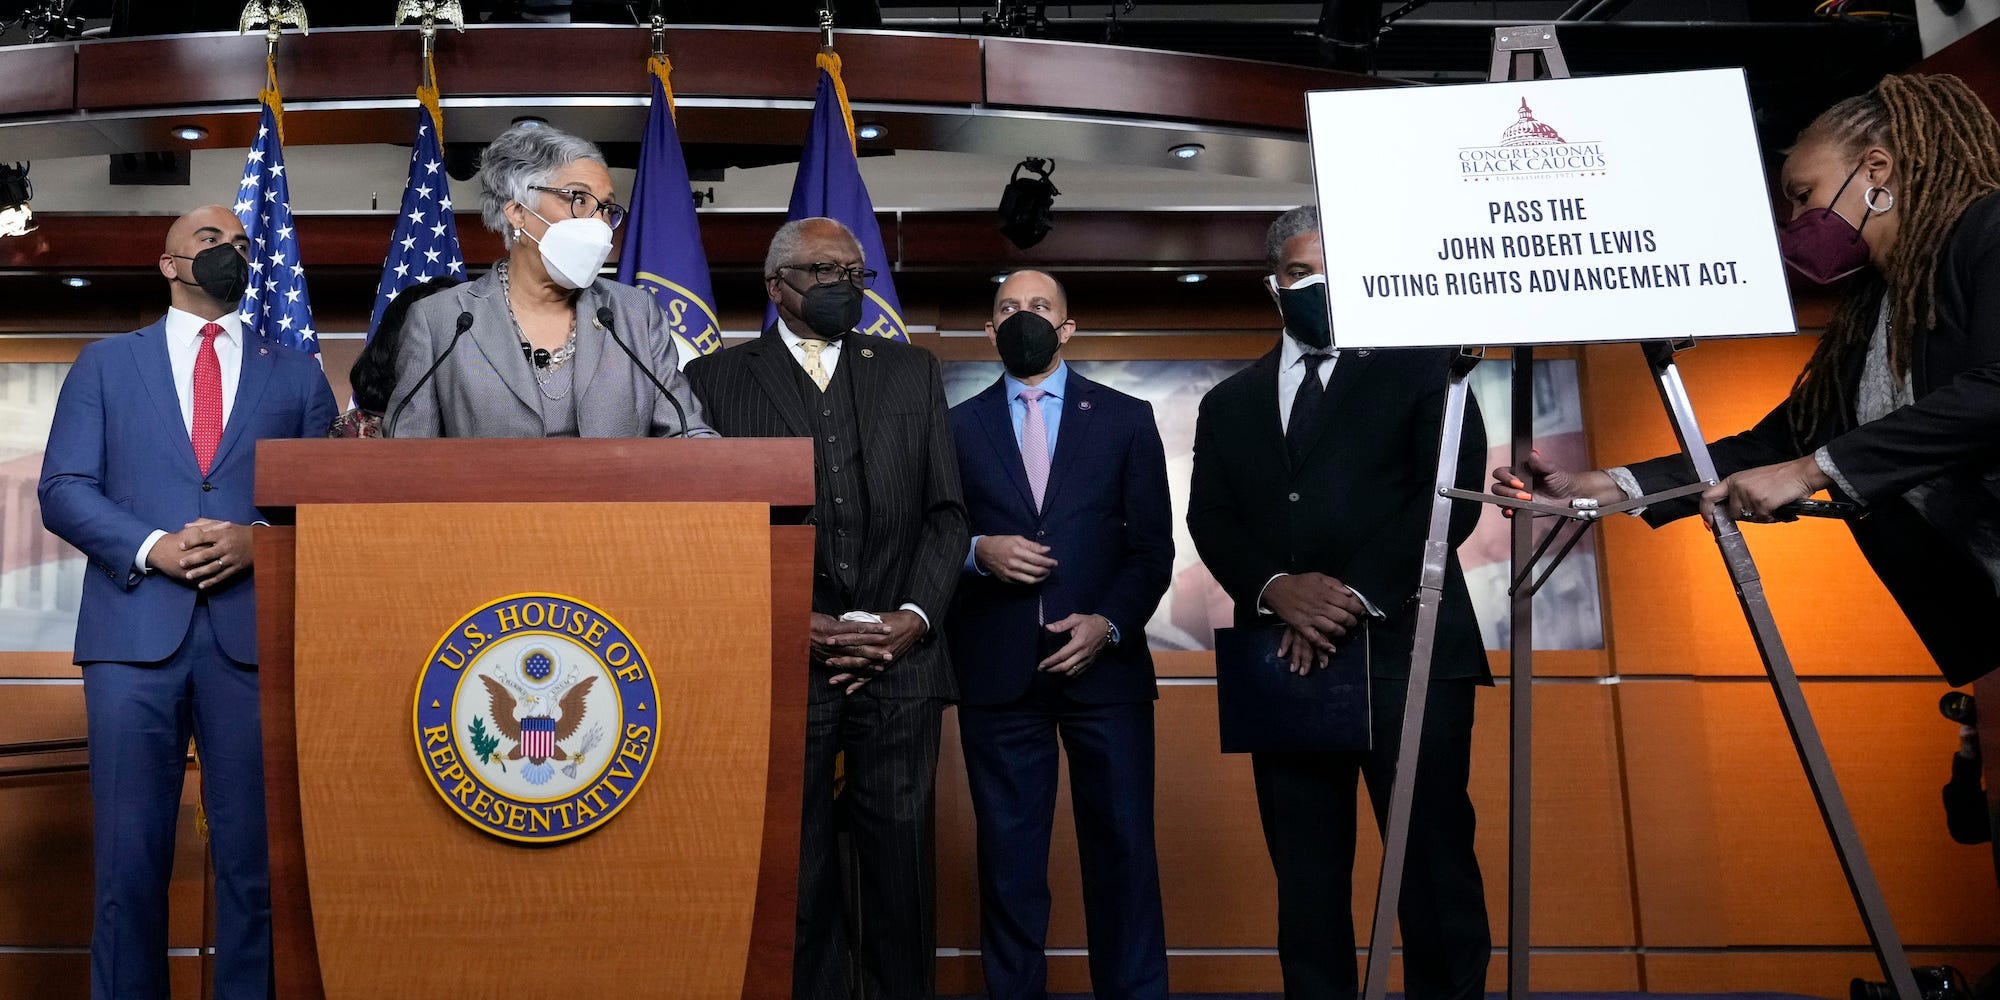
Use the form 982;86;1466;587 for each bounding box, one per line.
1360;26;1920;1000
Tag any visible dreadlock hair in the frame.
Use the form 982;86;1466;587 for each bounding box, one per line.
1786;74;2000;444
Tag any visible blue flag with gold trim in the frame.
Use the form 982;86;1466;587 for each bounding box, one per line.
765;51;909;342
616;56;722;362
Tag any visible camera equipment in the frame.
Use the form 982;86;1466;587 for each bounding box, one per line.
1853;966;1972;1000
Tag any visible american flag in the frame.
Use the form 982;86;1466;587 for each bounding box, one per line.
232;98;318;355
369;96;464;339
520;716;557;759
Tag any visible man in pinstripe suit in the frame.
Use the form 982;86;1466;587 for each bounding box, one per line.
685;217;967;1000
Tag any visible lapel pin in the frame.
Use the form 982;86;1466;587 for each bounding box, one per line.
259;347;269;355
860;348;875;358
1079;400;1092;410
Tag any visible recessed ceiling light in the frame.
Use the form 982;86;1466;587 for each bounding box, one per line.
856;123;886;141
1177;272;1208;284
1169;143;1205;160
62;276;91;288
990;273;1008;284
512;116;547;127
171;125;208;142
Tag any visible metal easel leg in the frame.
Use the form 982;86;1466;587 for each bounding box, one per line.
1361;351;1480;1000
1645;342;1919;1000
1508;347;1536;1000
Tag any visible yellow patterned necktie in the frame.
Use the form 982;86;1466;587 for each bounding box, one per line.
799;339;831;392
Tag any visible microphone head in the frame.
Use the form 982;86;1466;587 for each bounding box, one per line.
455;310;475;334
596;306;615;329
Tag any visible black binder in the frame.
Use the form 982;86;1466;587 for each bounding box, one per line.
1214;621;1371;754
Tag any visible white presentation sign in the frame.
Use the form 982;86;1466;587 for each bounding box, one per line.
1305;68;1796;349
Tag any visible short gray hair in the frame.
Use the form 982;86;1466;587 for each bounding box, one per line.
477;122;607;241
763;217;864;278
1264;205;1320;274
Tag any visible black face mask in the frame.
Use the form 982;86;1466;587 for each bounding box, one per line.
171;244;250;306
791;279;863;340
1276;276;1332;350
994;311;1065;379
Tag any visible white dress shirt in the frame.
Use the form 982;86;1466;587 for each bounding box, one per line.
775;319;932;633
1259;331;1380;620
135;309;247;573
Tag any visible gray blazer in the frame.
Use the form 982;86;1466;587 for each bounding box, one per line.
384;269;716;439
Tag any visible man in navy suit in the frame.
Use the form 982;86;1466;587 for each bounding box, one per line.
39;205;337;1000
947;269;1174;1000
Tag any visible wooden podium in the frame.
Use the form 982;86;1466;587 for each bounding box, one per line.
254;439;814;999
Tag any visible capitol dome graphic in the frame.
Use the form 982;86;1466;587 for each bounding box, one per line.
1501;98;1566;146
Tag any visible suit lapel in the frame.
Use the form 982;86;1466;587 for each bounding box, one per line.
973;379;1037;514
743;328;813;437
1296;348;1378;465
208;335;274;472
572;283;606;407
1038;372;1095;516
1245;348;1287;470
847;337;885;450
466;276;540;416
134;323;200;474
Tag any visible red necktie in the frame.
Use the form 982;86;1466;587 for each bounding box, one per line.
192;323;224;475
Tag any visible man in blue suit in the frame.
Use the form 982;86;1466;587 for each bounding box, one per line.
947;269;1174;1000
39;205;337;1000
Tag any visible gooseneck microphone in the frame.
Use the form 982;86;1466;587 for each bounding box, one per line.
386;310;475;436
598;306;688;438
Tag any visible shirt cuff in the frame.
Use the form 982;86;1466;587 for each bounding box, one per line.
1345;586;1384;619
965;536;988;576
1814;446;1865;504
135;529;168;574
1255;573;1286;616
899;603;931;633
1605;466;1648;517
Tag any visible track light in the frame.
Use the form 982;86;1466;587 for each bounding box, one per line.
0;163;35;238
998;157;1059;250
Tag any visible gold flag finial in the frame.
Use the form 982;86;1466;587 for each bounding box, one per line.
239;0;307;60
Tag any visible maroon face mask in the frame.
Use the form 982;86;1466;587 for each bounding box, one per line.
1778;161;1874;285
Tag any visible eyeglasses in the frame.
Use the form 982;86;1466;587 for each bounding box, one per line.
529;185;628;231
774;262;878;289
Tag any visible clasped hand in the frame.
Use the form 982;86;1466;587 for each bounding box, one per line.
146;518;253;589
1262;573;1364;675
812;610;925;695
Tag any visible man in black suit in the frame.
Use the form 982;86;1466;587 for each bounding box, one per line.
684;216;967;1000
1186;206;1492;1000
947;269;1174;1000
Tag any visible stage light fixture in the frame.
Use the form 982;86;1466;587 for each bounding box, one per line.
856;123;886;141
998;157;1059;250
0;163;35;238
1169;143;1204;160
1177;272;1208;284
172;125;208;142
62;276;91;288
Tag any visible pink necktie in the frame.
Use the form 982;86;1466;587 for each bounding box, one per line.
1019;387;1049;510
192;323;224;475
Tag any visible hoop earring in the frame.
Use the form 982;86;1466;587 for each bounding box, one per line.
1864;186;1895;214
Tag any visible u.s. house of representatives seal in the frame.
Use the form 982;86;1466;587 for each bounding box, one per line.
411;593;660;843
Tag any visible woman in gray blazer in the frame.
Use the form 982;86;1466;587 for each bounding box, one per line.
385;122;715;439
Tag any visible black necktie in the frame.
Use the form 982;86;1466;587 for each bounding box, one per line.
1285;353;1331;463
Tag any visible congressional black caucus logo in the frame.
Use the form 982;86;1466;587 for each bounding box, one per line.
412;594;660;844
1458;97;1608;182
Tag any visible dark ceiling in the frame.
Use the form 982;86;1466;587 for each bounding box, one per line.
2;1;1924;155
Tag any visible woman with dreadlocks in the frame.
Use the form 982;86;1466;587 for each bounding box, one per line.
1496;73;2000;686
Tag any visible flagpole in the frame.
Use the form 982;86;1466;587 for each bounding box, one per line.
815;7;857;154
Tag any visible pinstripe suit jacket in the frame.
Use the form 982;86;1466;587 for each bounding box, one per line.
686;327;968;701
